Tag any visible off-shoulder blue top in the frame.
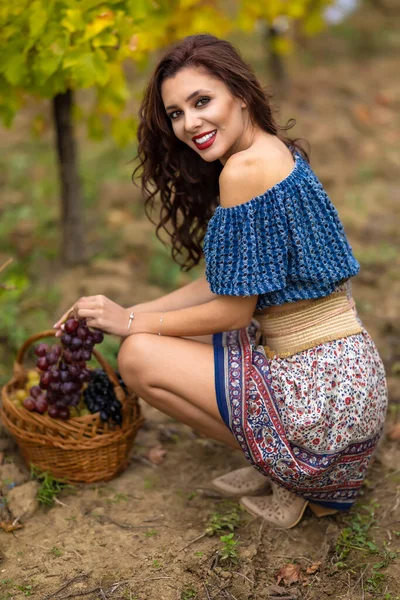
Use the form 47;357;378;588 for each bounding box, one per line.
203;152;359;309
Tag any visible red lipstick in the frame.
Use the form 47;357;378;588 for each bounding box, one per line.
192;129;217;150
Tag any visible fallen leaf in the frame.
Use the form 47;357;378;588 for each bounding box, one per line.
306;561;321;575
388;423;400;441
0;521;24;532
352;103;372;125
146;445;167;465
276;563;303;586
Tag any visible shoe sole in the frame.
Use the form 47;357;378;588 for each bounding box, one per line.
239;498;309;529
308;502;339;517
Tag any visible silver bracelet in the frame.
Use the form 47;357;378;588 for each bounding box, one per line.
127;311;135;331
158;311;165;336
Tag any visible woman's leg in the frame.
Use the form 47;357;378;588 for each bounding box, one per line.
117;333;240;450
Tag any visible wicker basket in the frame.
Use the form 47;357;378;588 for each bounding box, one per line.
0;330;144;483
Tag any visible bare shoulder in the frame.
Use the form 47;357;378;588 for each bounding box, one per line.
219;144;295;208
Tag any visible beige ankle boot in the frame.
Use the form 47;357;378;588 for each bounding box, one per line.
210;466;271;497
240;482;308;529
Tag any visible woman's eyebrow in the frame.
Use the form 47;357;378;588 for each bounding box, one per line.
166;89;212;111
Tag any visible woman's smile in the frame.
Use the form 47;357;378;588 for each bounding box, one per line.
192;129;217;150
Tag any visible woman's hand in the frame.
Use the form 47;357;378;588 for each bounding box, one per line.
53;295;131;338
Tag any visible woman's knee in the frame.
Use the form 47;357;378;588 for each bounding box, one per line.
117;334;152;392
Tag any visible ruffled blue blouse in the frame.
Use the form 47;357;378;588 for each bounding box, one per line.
203;152;359;309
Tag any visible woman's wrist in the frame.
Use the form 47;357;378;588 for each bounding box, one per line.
127;310;165;337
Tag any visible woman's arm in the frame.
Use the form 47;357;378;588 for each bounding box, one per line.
129;294;258;337
53;292;257;339
128;274;217;313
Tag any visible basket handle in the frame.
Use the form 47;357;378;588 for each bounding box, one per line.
13;329;123;391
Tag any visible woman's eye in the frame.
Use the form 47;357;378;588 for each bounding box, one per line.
169;110;181;120
196;97;210;107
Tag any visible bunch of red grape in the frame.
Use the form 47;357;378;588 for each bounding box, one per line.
23;318;104;420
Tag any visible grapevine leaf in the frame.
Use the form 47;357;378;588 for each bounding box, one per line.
61;8;85;33
29;0;48;38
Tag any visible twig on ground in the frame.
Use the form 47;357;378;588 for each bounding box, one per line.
54;497;69;508
391;487;400;514
177;531;207;552
65;549;84;561
268;596;298;600
96;514;163;530
96;515;135;529
106;581;130;595
346;571;351;599
42;574;89;599
140;576;172;583
22;564;40;571
361;568;365;600
58;587;101;599
0;256;16;291
0;258;13;274
132;456;158;469
231;571;254;585
258;520;264;540
350;566;368;596
99;589;107;600
204;583;212;600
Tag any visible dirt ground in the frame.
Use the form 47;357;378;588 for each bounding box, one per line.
1;405;400;600
1;4;400;600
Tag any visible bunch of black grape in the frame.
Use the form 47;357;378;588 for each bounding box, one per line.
24;318;104;420
83;369;123;426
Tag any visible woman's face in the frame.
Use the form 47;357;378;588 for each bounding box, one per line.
161;66;250;164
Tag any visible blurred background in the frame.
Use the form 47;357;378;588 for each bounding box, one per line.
0;0;399;403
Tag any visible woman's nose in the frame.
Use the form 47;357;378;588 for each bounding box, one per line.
184;112;202;133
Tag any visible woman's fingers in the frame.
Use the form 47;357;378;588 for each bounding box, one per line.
53;306;75;329
53;297;99;331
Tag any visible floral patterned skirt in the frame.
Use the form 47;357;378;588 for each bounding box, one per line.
213;321;388;510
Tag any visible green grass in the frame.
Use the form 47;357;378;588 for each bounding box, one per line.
144;529;158;538
30;465;74;507
219;532;239;562
335;502;399;595
0;580;33;598
181;588;198;600
205;501;242;536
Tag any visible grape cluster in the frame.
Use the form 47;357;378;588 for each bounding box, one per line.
83;369;123;426
23;318;104;420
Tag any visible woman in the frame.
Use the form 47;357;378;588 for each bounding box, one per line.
54;34;387;529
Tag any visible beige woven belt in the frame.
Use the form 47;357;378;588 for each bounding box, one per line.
256;291;363;359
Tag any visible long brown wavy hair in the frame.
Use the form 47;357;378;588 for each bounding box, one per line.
133;34;308;271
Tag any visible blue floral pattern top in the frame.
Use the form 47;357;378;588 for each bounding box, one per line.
203;152;359;309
